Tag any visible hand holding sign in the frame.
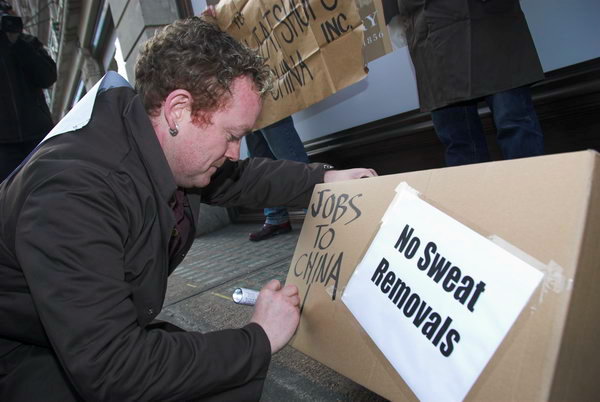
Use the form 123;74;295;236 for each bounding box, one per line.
324;168;378;182
201;5;217;19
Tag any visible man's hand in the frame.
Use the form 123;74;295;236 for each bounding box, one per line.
324;168;378;183
250;280;300;354
201;5;217;19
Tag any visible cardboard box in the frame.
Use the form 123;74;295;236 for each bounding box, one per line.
285;150;600;401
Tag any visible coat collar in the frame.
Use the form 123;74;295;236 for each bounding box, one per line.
121;89;178;206
44;71;188;214
44;72;131;143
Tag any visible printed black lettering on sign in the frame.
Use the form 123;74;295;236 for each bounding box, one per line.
395;226;488;314
369;257;461;357
394;224;421;259
416;239;487;312
361;223;495;357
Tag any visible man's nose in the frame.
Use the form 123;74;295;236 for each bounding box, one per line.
225;142;240;161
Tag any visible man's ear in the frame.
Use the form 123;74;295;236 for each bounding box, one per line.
163;89;193;129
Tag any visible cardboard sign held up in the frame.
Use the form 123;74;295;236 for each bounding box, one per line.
215;0;367;129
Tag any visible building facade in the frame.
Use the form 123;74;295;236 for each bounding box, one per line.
12;0;193;121
10;0;600;227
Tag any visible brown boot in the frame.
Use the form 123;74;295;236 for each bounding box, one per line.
249;222;292;242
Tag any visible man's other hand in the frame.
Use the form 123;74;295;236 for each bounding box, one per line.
250;280;300;354
200;5;217;19
324;168;378;182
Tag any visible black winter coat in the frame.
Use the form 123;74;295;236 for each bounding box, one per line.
398;0;544;111
0;85;327;400
0;32;56;143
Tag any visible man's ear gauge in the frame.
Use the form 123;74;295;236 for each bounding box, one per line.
169;123;179;137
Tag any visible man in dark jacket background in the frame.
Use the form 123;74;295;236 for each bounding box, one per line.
0;0;57;181
388;0;545;166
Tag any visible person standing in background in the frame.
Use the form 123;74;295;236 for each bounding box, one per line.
389;0;545;166
246;116;311;242
0;0;56;181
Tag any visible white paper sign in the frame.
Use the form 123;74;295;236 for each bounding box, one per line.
342;182;543;402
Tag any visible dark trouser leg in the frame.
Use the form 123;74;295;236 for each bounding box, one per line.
145;321;267;401
259;116;309;164
245;129;290;225
245;130;275;160
197;378;266;402
247;116;309;226
431;102;490;166
259;116;308;224
486;86;544;159
1;331;264;402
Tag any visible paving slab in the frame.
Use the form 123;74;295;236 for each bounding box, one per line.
158;223;387;401
163;224;297;306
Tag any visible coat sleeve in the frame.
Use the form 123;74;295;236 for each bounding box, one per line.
14;168;270;401
12;34;57;88
199;157;327;208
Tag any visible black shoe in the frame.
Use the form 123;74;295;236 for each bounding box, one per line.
249;222;292;242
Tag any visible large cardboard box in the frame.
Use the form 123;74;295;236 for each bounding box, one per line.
286;150;600;401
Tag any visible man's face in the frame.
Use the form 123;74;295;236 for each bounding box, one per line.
169;75;262;188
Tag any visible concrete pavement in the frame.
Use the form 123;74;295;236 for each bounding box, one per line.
157;223;387;401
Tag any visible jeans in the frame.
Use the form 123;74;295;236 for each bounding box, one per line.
431;86;544;166
246;116;309;225
0;139;40;183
